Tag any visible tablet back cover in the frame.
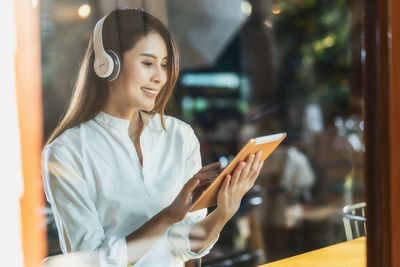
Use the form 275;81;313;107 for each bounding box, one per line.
190;133;286;212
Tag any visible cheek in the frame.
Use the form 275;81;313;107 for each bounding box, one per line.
129;63;145;79
123;61;146;80
161;70;168;86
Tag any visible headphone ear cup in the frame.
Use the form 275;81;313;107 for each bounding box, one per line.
106;50;121;81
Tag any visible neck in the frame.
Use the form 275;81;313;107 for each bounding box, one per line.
128;111;143;141
103;98;136;120
104;79;137;120
102;102;143;138
104;82;144;138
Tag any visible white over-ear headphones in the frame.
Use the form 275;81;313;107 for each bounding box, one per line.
93;15;121;81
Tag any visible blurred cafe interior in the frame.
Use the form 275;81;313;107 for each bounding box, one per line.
4;0;400;266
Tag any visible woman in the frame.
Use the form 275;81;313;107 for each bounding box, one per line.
42;8;263;267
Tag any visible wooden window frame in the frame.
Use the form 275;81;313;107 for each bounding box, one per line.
364;0;400;266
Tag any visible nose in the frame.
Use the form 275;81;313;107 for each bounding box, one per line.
151;66;167;86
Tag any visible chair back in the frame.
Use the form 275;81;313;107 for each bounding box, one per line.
342;202;366;241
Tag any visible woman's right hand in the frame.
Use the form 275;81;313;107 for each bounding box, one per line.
164;162;221;224
216;151;264;220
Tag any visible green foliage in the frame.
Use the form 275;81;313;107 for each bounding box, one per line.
274;0;351;122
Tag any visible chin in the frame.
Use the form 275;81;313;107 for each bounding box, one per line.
142;104;155;112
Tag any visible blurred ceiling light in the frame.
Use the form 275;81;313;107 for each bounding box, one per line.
32;0;38;8
241;1;252;16
272;4;281;15
78;4;91;19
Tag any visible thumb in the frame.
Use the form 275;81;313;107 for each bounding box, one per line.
184;178;200;199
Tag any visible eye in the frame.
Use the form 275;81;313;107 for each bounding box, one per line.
161;64;168;69
142;61;153;67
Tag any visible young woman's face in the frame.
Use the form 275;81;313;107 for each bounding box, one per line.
114;32;168;112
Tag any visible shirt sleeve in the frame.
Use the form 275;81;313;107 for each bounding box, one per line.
42;145;127;267
166;126;219;262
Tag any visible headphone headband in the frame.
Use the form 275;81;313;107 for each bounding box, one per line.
93;15;120;81
93;16;107;60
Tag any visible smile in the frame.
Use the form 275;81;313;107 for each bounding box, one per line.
141;87;159;98
142;87;158;94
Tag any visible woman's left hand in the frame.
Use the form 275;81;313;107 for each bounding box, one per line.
164;162;221;223
216;151;264;220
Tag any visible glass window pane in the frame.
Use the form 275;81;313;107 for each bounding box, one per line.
41;0;365;265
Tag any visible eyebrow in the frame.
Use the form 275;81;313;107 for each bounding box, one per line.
140;53;167;60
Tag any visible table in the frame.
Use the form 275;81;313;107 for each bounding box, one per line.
259;237;366;267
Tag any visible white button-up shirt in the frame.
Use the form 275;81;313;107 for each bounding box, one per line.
42;111;217;267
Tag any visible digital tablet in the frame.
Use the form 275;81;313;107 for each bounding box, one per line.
189;132;287;212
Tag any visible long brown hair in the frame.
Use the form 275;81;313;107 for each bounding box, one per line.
46;8;179;146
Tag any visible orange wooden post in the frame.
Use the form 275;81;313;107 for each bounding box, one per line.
14;0;47;265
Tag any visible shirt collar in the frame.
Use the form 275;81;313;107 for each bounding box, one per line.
141;111;164;131
94;110;163;131
94;111;131;131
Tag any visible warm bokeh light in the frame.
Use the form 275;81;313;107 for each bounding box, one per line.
272;4;282;15
241;1;252;16
78;4;91;19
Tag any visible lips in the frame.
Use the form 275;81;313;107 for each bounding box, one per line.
141;87;159;99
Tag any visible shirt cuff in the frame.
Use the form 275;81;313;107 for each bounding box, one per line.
184;233;219;259
94;235;127;267
167;210;219;262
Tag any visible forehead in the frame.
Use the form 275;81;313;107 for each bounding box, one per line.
127;32;168;59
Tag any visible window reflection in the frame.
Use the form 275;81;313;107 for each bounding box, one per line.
41;0;365;265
